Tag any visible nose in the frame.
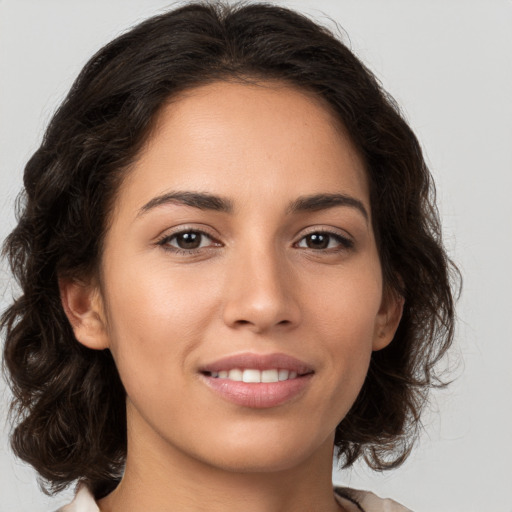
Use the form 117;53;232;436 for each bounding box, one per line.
221;244;301;334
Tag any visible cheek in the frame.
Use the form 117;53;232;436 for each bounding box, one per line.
310;260;383;339
105;256;218;333
101;262;219;393
308;261;382;387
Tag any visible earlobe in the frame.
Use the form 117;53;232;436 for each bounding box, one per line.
373;290;404;351
59;277;109;350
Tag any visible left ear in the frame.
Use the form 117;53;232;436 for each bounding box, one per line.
372;288;404;351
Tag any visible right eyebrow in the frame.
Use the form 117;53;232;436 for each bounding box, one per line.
138;191;234;217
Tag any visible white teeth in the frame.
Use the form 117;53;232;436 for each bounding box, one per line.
209;368;301;382
278;369;289;381
242;369;261;383
261;369;279;383
228;369;243;381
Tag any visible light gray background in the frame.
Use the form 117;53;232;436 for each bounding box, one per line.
1;1;511;511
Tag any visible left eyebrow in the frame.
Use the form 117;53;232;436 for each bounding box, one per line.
137;190;368;221
286;193;369;221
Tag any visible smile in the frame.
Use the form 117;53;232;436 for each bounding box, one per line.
199;353;314;408
207;368;300;382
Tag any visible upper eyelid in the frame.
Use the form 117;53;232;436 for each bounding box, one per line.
157;225;218;240
299;225;352;238
158;225;350;238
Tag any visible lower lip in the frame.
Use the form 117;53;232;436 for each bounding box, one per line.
201;374;313;409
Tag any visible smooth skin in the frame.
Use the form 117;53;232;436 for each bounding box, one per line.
61;81;403;512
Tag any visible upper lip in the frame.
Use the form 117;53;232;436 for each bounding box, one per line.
199;352;314;375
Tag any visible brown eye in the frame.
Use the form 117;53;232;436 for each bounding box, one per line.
304;233;329;249
297;231;353;251
158;229;219;254
174;231;203;249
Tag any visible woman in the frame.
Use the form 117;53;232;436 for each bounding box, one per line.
1;2;457;511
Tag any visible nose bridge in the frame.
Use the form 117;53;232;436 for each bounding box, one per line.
222;233;300;332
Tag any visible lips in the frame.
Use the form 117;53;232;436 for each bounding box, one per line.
199;352;314;408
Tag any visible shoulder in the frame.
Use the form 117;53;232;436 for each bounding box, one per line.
335;486;413;512
55;485;99;512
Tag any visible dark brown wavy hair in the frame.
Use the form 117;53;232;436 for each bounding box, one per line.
1;0;459;498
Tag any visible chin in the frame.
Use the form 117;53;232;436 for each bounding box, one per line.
205;451;310;474
191;429;330;474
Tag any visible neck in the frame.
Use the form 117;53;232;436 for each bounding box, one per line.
98;406;343;512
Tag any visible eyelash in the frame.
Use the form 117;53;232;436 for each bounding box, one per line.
156;228;354;256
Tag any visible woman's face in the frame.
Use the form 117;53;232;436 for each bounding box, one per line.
69;81;400;473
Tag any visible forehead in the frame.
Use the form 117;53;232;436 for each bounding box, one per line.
117;80;369;217
155;79;349;142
